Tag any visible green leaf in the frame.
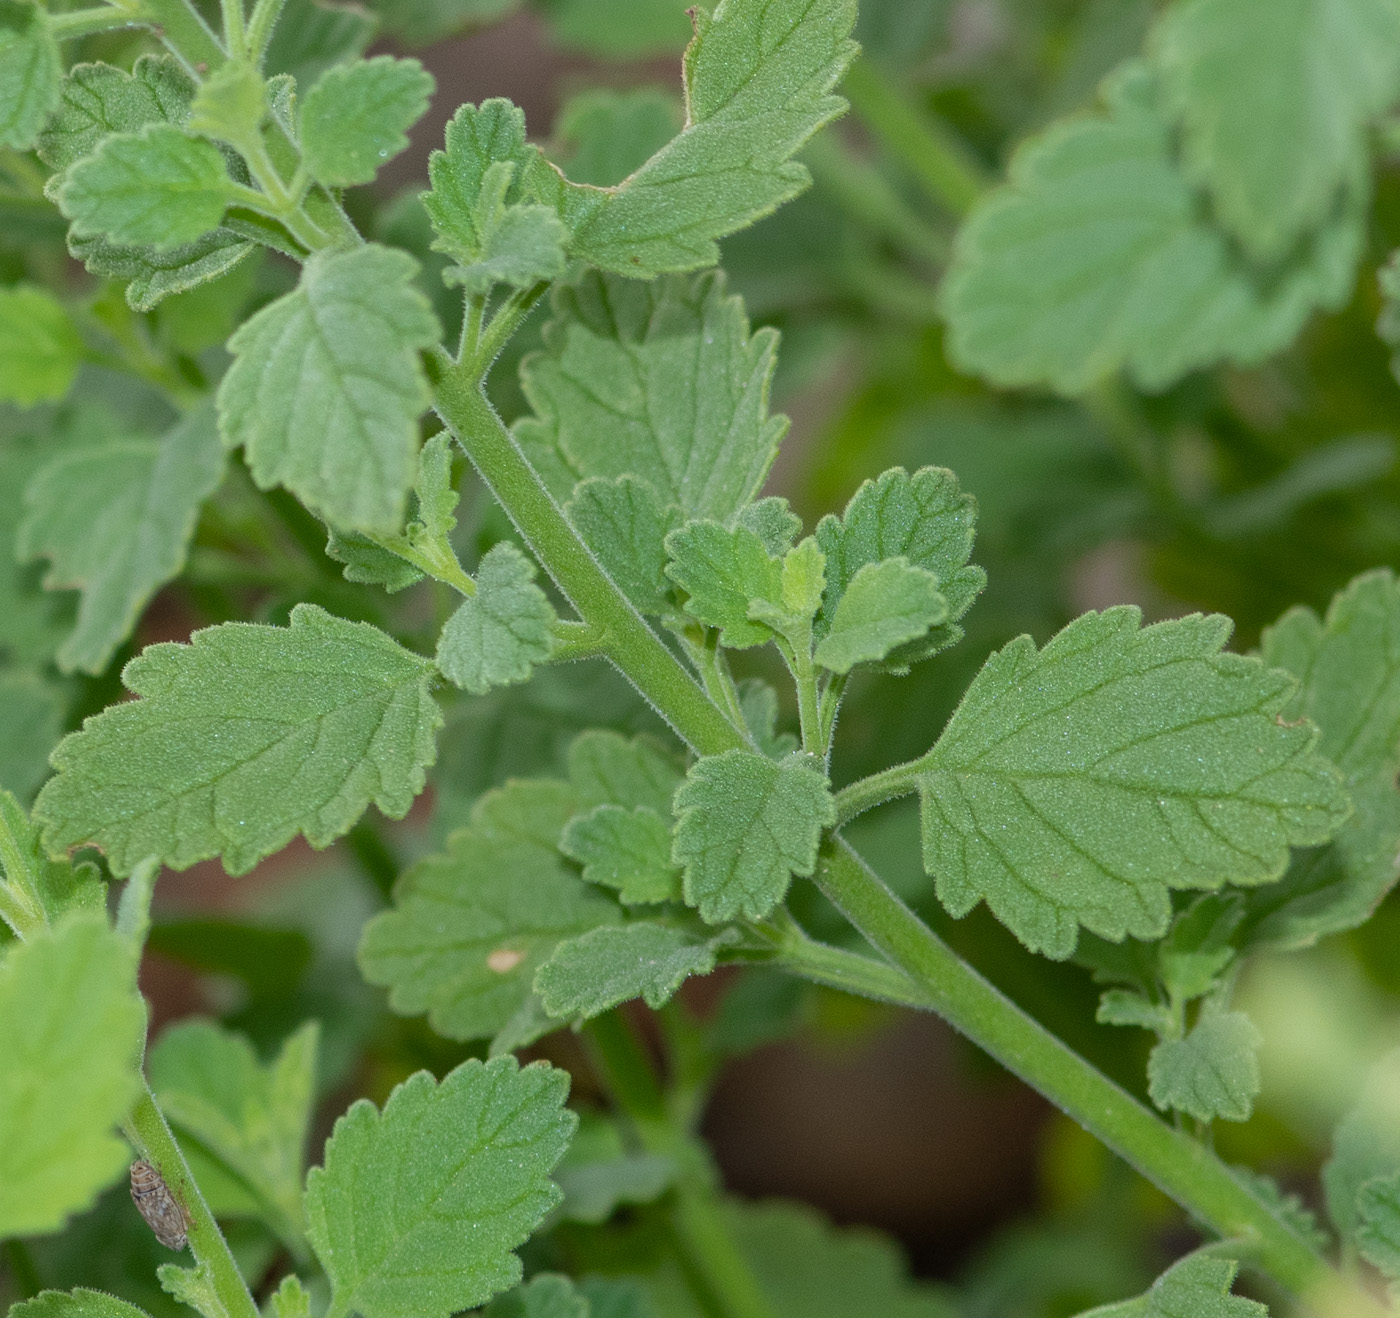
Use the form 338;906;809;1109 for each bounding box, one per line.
68;227;255;313
158;1262;223;1318
325;529;424;593
814;559;948;674
941;60;1364;396
0;285;81;407
436;542;556;694
737;678;798;760
0;790;104;934
915;607;1351;959
517;272;786;526
567;729;682;814
149;1019;318;1247
664;520;781;648
270;1275;312;1318
0;674;64;802
217;244;441;534
534;0;857;274
1077;1249;1267;1318
0;0;60;150
1146;1009;1262;1123
358;779;620;1042
9;1291;154;1318
58;124;236;249
566;476;681;615
0;915;145;1238
1245;570;1400;948
484;1275;588;1318
264;0;376;89
1324;1047;1400;1244
18;404;225;675
553;1113;675;1224
560;804;680;903
300;56;434;187
814;467;984;668
1150;0;1400;260
1157;892;1242;1003
672;749;834;922
536;922;725;1018
1095;989;1173;1034
551;87;682;187
33;604;441;876
737;497;803;557
448;179;568;295
1358;1171;1400;1280
303;1055;576;1318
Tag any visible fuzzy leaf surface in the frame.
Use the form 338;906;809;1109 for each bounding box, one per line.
0;0;59;150
0;285;81;407
10;1292;153;1318
814;558;948;674
915;607;1350;958
673;750;834;922
1357;1171;1400;1280
535;922;722;1018
436;543;555;694
560;804;680;903
299;56;433;187
304;1056;576;1318
19;404;224;675
217;244;440;534
1146;1010;1262;1123
1081;1249;1267;1318
68;228;254;312
34;604;441;876
0;916;145;1238
664;520;781;648
566;476;679;614
567;729;682;814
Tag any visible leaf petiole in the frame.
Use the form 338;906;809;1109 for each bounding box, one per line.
47;5;147;39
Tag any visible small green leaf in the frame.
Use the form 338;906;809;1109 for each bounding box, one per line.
536;922;723;1018
358;779;619;1042
9;1292;153;1318
566;476;680;615
409;431;459;545
0;916;145;1238
186;59;265;149
59;124;235;248
567;729;682;815
1358;1171;1400;1280
304;1056;576;1318
217;244;441;534
19;404;225;675
325;529;424;592
68;227;255;313
1157;893;1241;1003
915;607;1350;958
1324;1048;1400;1244
1147;1010;1262;1123
814;558;948;675
264;0;375;88
445;173;568;294
157;1262;222;1318
736;678;798;760
737;497;803;557
665;520;781;648
436;542;556;694
672;750;835;922
484;1275;588;1318
0;790;104;933
1079;1248;1267;1318
34;604;441;876
0;0;60;150
0;285;81;407
1096;989;1173;1034
269;1275;312;1318
300;56;434;187
560;804;680;903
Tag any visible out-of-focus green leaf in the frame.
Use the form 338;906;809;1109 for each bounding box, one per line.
0;285;81;407
0;0;60;150
1146;1010;1262;1123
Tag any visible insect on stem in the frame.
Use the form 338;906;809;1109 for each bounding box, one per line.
130;1159;191;1251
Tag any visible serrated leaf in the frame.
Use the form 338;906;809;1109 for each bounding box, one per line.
737;497;802;557
560;804;680;903
815;467;983;668
446;184;568;295
1324;1047;1400;1244
915;607;1351;959
0;790;104;934
358;779;619;1041
1146;1009;1261;1123
1158;892;1242;1002
517;272;786;528
1245;570;1400;948
149;1019;318;1248
0;674;64;802
410;431;459;544
566;476;680;615
1078;1249;1267;1318
1358;1171;1400;1280
217;244;441;534
58;124;236;249
264;0;376;89
484;1275;588;1318
534;0;856;274
270;1275;312;1318
300;56;434;187
552;86;682;187
0;0;60;150
436;542;556;694
9;1292;153;1318
567;729;682;815
0;915;145;1238
325;529;424;592
0;285;81;407
1096;988;1173;1034
536;922;724;1018
941;60;1364;396
34;604;441;876
1151;0;1400;260
672;750;834;922
19;403;225;675
158;1262;221;1318
814;558;947;674
69;227;255;313
304;1055;576;1318
665;520;781;648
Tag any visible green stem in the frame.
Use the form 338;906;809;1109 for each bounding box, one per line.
811;837;1385;1316
48;5;145;39
142;0;226;75
364;528;476;597
468;281;551;377
791;643;822;757
688;630;748;733
220;0;247;61
760;912;930;1008
842;57;988;217
549;619;608;662
125;1085;260;1318
243;0;287;63
831;758;923;826
818;671;847;752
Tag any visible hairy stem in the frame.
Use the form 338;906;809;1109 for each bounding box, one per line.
48;6;146;39
243;0;287;64
830;758;923;826
142;0;225;74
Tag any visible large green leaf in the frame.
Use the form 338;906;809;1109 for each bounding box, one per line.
34;605;441;876
915;607;1350;958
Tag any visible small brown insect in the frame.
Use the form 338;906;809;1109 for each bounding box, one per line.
130;1160;189;1251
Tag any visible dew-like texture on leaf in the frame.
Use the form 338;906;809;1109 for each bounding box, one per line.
814;558;948;674
1358;1171;1400;1280
815;466;983;667
0;0;60;150
536;922;722;1018
1145;1010;1261;1123
358;779;619;1042
0;285;81;407
34;604;441;876
915;607;1350;959
483;1274;588;1318
560;804;680;903
1246;570;1400;948
941;61;1364;396
436;542;555;694
1151;0;1400;261
299;56;434;187
19;403;225;675
10;1290;154;1318
534;0;857;274
664;520;781;648
672;749;835;922
518;271;786;537
217;244;441;535
1324;1047;1400;1244
0;916;145;1238
58;124;235;249
303;1056;576;1318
